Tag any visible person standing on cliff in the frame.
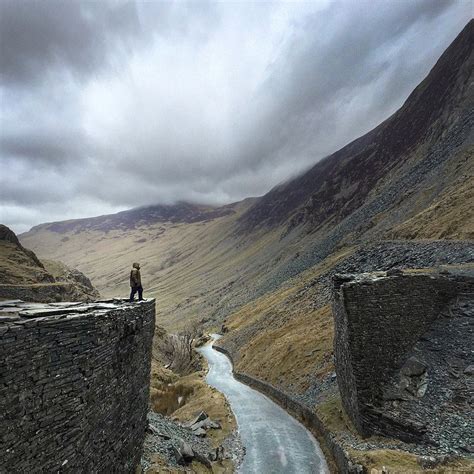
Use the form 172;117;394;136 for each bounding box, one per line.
129;262;144;302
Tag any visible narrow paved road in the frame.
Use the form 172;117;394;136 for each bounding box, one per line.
198;336;329;474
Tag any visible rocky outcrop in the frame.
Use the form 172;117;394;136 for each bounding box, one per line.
0;224;99;302
333;268;473;451
0;224;45;269
0;282;93;303
42;259;100;301
0;299;155;473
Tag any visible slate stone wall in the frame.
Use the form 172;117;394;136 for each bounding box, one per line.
0;300;155;473
333;270;473;440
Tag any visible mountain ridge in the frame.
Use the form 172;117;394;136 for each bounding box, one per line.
21;22;473;243
26;201;238;235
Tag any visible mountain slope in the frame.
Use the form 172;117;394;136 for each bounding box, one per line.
238;19;473;235
28;202;236;235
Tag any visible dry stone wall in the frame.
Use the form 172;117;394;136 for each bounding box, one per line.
0;299;155;473
333;269;473;445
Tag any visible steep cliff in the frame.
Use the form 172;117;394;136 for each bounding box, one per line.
333;269;473;451
0;299;155;473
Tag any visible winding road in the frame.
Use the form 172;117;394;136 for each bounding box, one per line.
198;336;329;474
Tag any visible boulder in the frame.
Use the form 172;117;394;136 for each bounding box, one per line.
401;357;427;377
190;420;205;431
211;445;225;462
204;419;221;430
187;411;208;427
171;446;185;465
191;417;222;431
194;451;212;468
178;439;194;462
194;428;207;437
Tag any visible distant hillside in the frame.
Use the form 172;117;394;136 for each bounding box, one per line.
0;224;99;302
28;202;236;235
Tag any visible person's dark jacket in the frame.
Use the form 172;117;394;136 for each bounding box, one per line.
130;263;141;288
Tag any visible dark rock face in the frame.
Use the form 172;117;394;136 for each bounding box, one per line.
45;263;100;301
0;280;99;303
333;269;473;449
0;299;155;473
0;283;75;302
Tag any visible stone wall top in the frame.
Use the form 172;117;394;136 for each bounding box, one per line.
0;298;155;326
333;266;474;289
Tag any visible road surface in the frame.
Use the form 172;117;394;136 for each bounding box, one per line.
198;336;329;473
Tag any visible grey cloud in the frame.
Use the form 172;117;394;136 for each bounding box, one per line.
1;131;88;165
233;0;460;171
0;178;71;207
0;0;141;86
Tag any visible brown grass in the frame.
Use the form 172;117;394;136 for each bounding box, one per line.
0;241;52;285
149;355;236;449
220;248;355;391
314;394;355;434
389;147;474;241
172;374;236;447
350;449;474;473
236;304;334;390
146;352;236;473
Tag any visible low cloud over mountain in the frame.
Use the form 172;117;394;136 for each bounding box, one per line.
0;0;470;232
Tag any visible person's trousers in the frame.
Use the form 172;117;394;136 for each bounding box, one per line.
130;285;143;302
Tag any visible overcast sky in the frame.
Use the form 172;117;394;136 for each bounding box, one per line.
0;0;470;233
